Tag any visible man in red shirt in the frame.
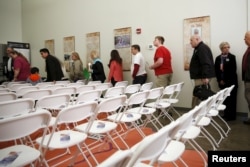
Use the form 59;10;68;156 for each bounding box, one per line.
150;36;173;87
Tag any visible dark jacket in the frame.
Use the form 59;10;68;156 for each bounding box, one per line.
215;53;238;89
242;50;250;82
45;55;64;81
189;41;215;79
91;61;106;83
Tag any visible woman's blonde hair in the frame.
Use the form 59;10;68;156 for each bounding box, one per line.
90;50;99;59
219;42;230;51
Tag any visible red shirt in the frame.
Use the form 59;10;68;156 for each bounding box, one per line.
13;56;30;81
154;46;173;75
108;60;123;81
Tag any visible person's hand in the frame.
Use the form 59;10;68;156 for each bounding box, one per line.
201;78;209;85
149;65;153;70
220;80;225;85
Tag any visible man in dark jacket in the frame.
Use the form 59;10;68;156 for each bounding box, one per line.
242;31;250;124
40;48;64;82
188;35;215;108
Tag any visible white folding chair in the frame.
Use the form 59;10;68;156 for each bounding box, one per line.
103;86;125;99
161;82;184;117
0;85;6;88
36;82;54;89
76;85;95;95
52;87;77;104
115;81;128;87
0;88;11;93
54;80;70;85
43;84;65;90
6;81;26;88
87;80;102;85
75;95;130;165
0;92;17;102
125;121;185;167
75;90;102;105
0;110;51;167
8;83;32;92
0;98;35;119
16;86;39;97
107;91;150;138
145;84;176;122
22;89;53;102
139;82;153;92
36;102;99;167
125;84;141;97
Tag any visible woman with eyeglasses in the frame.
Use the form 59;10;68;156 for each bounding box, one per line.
215;42;238;121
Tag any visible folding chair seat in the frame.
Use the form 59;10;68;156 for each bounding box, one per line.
36;101;99;167
0;92;17;102
0;110;51;167
74;95;130;165
107;91;150;138
115;81;128;87
145;84;176;122
139;82;153;92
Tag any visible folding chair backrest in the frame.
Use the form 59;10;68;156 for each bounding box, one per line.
9;83;32;91
0;88;11;93
161;84;177;99
94;83;112;92
76;85;95;94
87;80;101;85
140;82;153;92
126;91;149;106
125;84;141;94
125;121;179;166
0;110;51;142
56;101;98;125
0;98;35;119
22;89;53;101
36;82;54;89
53;87;76;96
0;92;17;102
16;86;39;97
97;95;127;114
115;81;128;87
104;86;125;98
147;87;164;100
0;85;6;88
76;90;102;104
55;80;70;85
36;94;70;109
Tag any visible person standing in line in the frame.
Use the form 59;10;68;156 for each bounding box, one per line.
9;51;30;81
242;31;250;125
188;35;215;108
40;48;64;83
131;44;147;85
4;46;15;81
149;36;173;87
69;52;84;82
107;49;123;86
215;42;238;121
90;50;106;83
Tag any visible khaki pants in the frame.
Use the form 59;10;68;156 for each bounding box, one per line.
155;73;173;87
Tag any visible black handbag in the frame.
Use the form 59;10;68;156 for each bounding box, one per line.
193;84;215;100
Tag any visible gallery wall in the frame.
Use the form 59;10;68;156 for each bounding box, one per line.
1;0;249;114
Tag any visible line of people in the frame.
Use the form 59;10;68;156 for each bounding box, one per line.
3;31;250;124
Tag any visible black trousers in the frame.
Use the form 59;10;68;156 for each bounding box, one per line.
133;74;147;85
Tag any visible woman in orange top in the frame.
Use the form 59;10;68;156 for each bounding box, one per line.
107;50;123;86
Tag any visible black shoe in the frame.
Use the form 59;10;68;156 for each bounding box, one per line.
243;119;250;125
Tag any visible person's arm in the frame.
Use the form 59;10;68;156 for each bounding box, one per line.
13;68;20;81
150;58;163;69
132;64;140;78
108;61;115;82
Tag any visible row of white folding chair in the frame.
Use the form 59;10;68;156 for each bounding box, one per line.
8;83;32;92
0;84;6;88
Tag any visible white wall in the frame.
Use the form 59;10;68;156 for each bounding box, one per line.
0;0;22;43
2;0;250;113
